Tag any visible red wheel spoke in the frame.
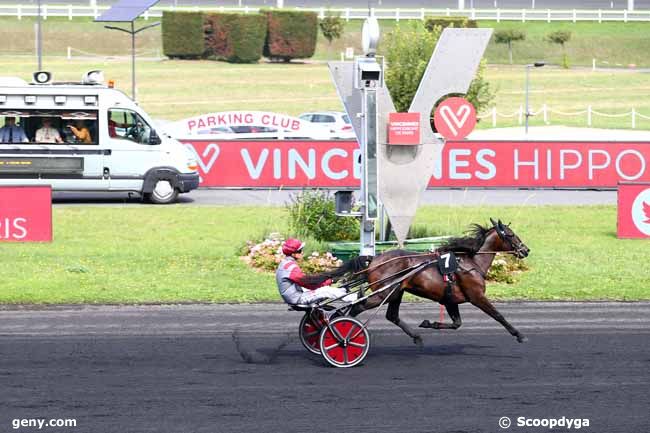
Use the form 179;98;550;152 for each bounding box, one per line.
324;342;340;351
348;341;366;349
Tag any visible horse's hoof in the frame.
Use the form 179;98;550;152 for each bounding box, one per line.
516;335;528;343
413;335;424;348
419;320;432;328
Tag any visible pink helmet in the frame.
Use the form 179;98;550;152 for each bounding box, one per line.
282;238;305;255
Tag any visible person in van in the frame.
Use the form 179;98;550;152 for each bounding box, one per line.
35;118;63;143
67;119;92;144
0;117;28;143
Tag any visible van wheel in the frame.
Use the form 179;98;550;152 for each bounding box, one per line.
146;179;179;204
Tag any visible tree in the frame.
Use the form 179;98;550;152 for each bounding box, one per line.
545;30;572;68
383;21;494;116
319;12;344;58
494;29;526;65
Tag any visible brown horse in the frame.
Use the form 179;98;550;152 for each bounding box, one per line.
307;218;530;346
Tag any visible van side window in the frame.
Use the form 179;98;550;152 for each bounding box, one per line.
108;109;153;145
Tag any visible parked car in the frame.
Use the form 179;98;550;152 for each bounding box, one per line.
298;111;355;139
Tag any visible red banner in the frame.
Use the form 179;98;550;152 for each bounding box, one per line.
182;140;650;189
0;186;52;242
183;140;361;188
617;182;650;239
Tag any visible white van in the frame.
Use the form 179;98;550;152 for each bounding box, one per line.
0;71;199;204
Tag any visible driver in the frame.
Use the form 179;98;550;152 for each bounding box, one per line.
276;238;355;306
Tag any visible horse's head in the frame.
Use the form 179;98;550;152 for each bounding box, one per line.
489;218;530;259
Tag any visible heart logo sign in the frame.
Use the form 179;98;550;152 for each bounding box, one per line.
184;143;220;182
631;188;650;236
433;97;477;140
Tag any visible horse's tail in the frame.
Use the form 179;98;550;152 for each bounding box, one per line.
300;255;371;287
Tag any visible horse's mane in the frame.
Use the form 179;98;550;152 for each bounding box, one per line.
437;223;491;256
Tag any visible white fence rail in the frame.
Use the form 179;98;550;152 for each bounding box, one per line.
478;105;650;128
1;5;650;23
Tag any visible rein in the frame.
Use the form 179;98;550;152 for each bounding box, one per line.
349;250;517;277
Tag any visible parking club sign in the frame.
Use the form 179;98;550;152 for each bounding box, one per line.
0;186;52;242
617;182;650;239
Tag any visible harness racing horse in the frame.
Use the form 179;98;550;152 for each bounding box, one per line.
305;218;530;346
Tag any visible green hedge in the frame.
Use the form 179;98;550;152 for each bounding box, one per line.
263;10;318;61
424;16;478;32
204;13;267;63
162;11;206;59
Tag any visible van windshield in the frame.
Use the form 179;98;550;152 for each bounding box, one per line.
0;110;98;145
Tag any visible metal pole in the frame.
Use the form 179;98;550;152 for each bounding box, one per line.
525;65;530;134
37;0;42;70
360;85;377;257
131;21;136;100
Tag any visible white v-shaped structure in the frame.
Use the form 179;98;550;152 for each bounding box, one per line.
329;28;493;245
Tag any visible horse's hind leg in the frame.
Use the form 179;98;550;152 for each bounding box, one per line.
386;289;423;347
419;303;462;330
470;295;527;343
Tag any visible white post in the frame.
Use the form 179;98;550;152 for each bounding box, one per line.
94;5;98;19
67;46;71;60
492;107;497;127
144;10;149;20
68;5;73;20
598;9;602;23
628;0;635;11
518;105;524;125
573;9;577;23
244;6;249;14
371;7;375;17
396;8;400;22
458;0;465;10
497;9;500;22
276;0;284;8
532;0;535;8
547;9;551;23
471;8;476;19
43;5;47;20
319;7;325;19
345;8;350;22
17;5;22;20
632;108;636;128
587;105;592;126
522;9;526;22
446;8;450;16
592;58;596;71
90;0;96;6
624;9;628;22
420;8;425;20
543;104;548;123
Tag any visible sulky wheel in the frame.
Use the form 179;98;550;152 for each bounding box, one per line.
299;312;324;355
319;317;370;368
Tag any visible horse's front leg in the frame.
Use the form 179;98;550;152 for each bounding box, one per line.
470;294;527;343
419;303;462;330
386;288;423;347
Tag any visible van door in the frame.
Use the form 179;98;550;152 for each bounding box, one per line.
106;108;161;191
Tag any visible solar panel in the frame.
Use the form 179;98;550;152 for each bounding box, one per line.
95;0;160;22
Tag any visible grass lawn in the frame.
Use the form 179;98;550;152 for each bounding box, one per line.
2;57;649;130
2;17;650;129
0;205;647;304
